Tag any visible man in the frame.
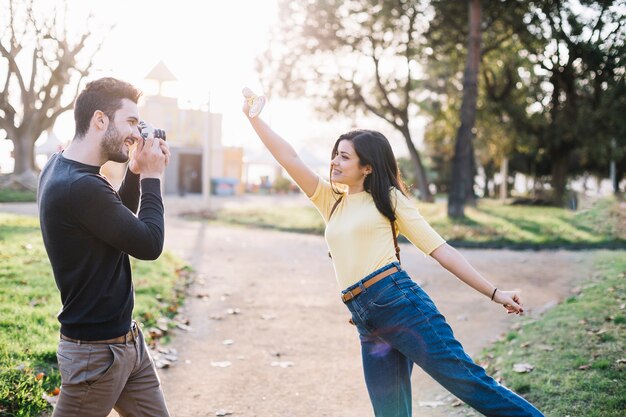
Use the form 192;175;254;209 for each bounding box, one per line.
38;77;171;417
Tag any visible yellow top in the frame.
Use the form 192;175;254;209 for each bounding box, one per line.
310;178;446;289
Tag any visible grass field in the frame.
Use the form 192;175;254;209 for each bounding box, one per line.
212;196;626;248
0;188;37;203
0;213;188;417
478;251;626;417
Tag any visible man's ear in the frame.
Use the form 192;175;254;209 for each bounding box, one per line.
92;110;108;132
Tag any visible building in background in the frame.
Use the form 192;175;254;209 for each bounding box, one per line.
116;61;244;196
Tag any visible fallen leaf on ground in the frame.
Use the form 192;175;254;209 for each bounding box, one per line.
215;410;233;416
211;361;232;368
536;344;554;351
148;328;163;339
271;361;294;368
418;401;444;408
176;323;192;331
157;317;170;332
42;392;59;406
156;360;171;369
450;399;463;407
513;363;534;373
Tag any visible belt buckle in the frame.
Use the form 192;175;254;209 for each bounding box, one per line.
342;290;354;303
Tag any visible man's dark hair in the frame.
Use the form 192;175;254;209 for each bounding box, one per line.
73;77;142;138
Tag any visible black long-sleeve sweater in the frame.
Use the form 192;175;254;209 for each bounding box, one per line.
37;152;164;340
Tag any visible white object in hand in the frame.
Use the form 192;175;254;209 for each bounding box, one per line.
242;87;266;118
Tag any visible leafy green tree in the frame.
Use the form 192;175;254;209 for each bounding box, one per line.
424;0;535;212
425;0;625;206
519;0;626;204
261;0;434;201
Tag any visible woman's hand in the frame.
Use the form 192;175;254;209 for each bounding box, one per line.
242;87;266;118
493;290;524;315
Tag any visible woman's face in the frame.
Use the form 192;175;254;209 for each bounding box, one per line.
331;140;371;187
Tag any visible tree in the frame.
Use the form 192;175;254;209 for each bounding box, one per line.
260;0;434;201
425;0;537;215
446;0;482;218
425;0;624;207
0;0;101;189
519;0;626;204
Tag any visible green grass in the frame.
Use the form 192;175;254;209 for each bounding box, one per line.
477;252;626;417
0;213;188;417
211;196;626;248
0;188;37;203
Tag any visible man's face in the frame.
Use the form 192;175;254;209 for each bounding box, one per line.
100;99;141;163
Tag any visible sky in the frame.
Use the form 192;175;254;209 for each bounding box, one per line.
1;0;417;172
49;0;363;153
56;0;283;145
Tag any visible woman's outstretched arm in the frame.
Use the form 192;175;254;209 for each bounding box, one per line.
430;243;524;314
243;100;319;197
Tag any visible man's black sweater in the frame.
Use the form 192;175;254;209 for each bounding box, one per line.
38;152;164;341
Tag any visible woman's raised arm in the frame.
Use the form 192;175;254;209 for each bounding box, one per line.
243;96;319;197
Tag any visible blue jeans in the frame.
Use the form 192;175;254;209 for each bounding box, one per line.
342;262;544;417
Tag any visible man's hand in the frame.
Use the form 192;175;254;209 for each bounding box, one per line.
131;136;169;179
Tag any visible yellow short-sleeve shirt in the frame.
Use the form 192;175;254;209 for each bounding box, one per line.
309;178;446;289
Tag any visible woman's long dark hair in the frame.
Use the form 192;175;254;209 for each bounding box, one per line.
330;130;408;222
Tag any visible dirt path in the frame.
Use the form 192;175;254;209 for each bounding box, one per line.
0;200;599;416
156;216;598;417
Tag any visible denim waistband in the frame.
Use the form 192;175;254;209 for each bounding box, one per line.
342;262;402;294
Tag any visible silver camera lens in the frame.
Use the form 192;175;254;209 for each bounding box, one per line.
138;120;166;141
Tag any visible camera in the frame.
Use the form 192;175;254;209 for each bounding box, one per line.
137;120;166;141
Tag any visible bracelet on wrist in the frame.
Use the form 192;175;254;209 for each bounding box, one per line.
490;288;498;301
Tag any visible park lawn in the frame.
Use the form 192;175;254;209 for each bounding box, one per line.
0;213;188;417
0;188;37;203
213;196;626;248
477;251;626;417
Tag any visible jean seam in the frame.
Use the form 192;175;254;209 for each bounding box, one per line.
407;289;535;414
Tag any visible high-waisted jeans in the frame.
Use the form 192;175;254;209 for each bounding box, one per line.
342;262;544;417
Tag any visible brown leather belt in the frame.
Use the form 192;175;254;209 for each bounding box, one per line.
60;322;139;344
341;266;399;303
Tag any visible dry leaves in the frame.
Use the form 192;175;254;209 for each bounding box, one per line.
271;361;294;368
211;361;232;368
513;363;534;373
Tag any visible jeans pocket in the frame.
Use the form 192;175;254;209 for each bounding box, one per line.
369;283;406;308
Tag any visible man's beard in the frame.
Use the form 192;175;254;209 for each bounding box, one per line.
101;122;129;163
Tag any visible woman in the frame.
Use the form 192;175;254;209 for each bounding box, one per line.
242;94;544;417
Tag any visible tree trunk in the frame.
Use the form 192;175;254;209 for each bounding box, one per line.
400;126;433;202
499;157;509;200
551;151;569;206
448;0;481;218
9;133;39;190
